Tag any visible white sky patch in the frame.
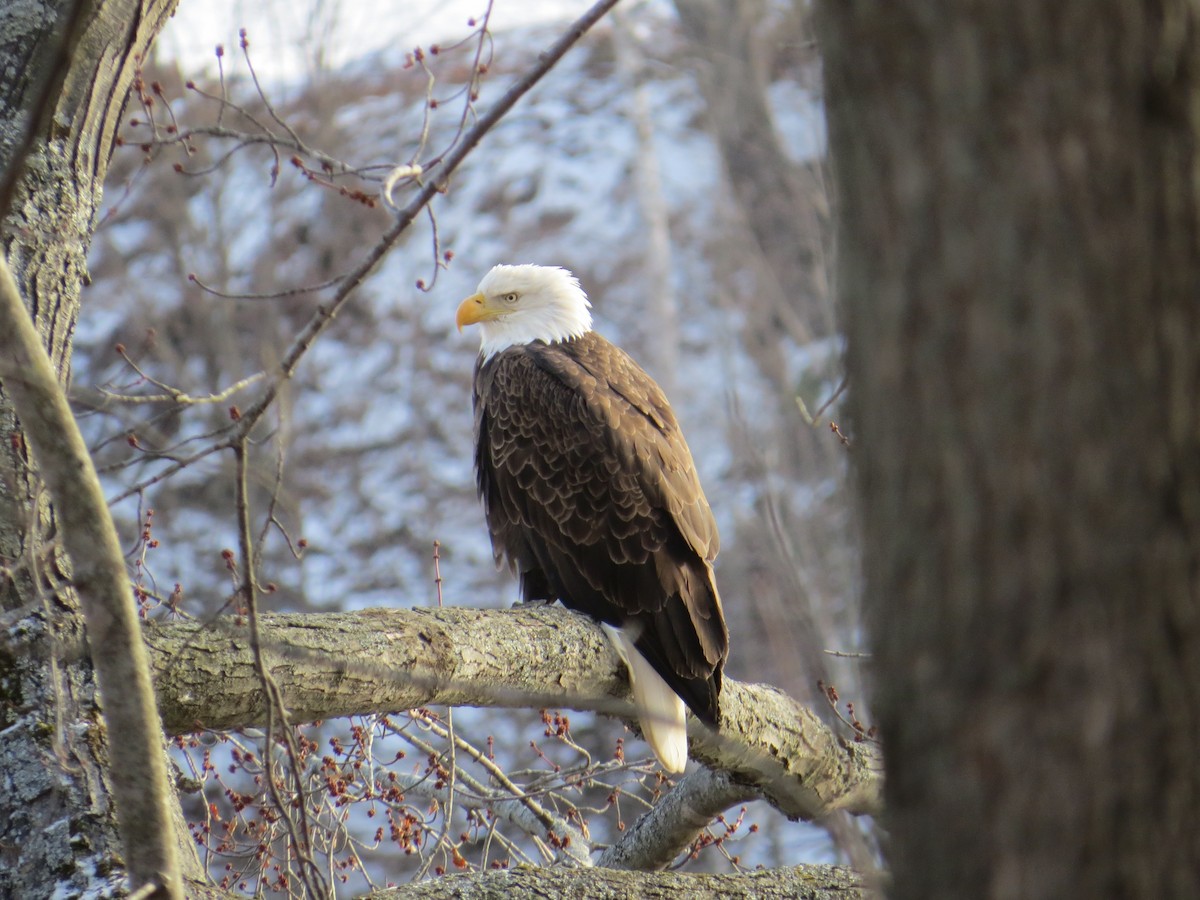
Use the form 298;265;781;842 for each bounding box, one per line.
158;0;593;79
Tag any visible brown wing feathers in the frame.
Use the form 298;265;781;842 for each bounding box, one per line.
473;331;728;726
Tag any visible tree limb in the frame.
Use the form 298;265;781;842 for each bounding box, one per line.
0;258;183;896
146;605;882;825
170;863;866;900
597;766;757;870
366;862;866;899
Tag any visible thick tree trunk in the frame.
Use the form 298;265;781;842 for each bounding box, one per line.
0;1;190;896
819;2;1200;898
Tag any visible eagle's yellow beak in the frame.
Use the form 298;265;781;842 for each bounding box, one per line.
456;292;493;332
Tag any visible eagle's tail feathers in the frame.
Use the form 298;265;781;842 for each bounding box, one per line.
602;624;688;774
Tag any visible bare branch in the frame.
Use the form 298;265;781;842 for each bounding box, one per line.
394;712;591;866
145;605;882;825
233;440;329;898
598;767;757;870
416;707;591;864
369;862;867;899
175;866;844;900
95;371;265;406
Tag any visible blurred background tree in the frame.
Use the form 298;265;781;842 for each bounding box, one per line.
820;2;1200;898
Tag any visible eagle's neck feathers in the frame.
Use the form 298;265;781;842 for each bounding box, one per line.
479;307;591;359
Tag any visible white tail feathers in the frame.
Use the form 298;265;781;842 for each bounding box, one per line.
602;624;688;773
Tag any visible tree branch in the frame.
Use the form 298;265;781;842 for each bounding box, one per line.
146;605;882;825
597;767;756;870
0;258;183;896
368;862;866;899
171;863;866;900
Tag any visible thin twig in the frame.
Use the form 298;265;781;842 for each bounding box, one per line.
823;648;871;659
414;713;591;862
189;270;346;300
813;375;848;421
97;370;265;406
234;439;330;898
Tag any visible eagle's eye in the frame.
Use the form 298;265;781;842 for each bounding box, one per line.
502;292;519;305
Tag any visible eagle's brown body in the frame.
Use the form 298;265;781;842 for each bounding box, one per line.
472;330;727;726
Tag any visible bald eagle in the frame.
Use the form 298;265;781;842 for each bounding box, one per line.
456;264;728;772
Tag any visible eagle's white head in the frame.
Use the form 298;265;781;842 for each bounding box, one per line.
456;264;593;359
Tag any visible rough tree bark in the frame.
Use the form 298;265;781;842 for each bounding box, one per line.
0;1;194;897
371;863;866;899
0;254;184;893
819;2;1200;898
